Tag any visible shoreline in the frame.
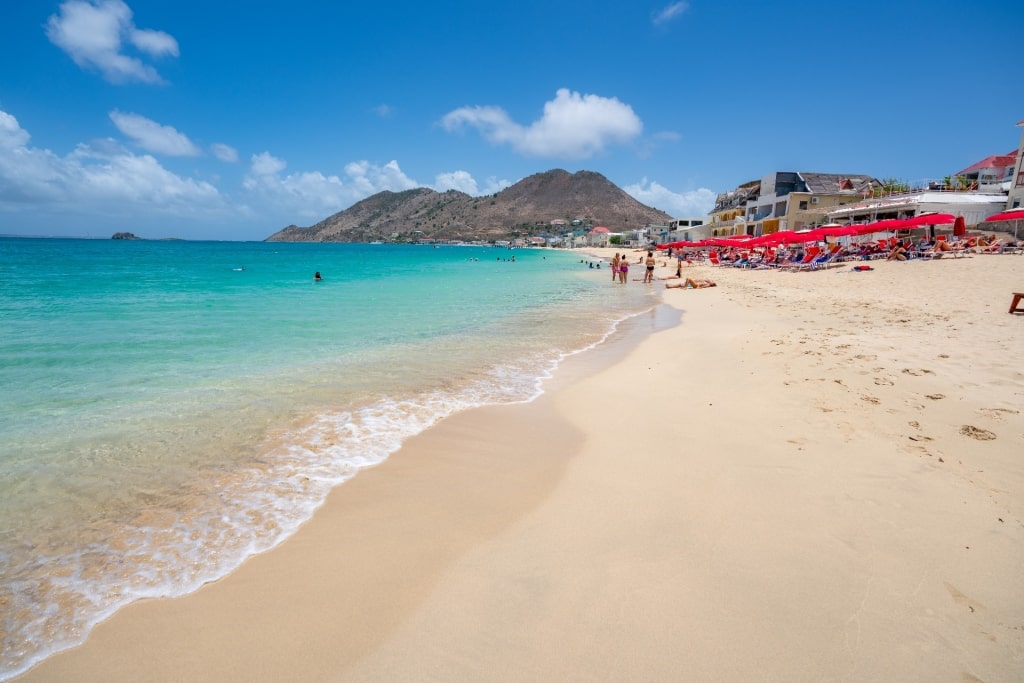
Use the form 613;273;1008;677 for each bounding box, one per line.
16;253;1024;681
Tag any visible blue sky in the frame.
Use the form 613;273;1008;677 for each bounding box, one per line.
1;0;1021;241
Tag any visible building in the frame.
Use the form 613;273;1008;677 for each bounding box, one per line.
710;172;878;236
954;152;1017;194
824;191;1007;227
586;226;611;247
708;181;759;236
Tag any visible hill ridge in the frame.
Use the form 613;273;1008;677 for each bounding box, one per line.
265;169;674;242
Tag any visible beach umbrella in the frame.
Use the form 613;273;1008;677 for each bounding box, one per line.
952;215;966;237
985;207;1024;239
904;212;955;229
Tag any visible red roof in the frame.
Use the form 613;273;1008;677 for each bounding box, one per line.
590;226;610;233
956;152;1018;176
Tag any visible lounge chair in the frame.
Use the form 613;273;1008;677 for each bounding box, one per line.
783;246;821;271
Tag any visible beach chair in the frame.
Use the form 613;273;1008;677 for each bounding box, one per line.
976;239;1005;254
707;251;721;266
784;246;820;271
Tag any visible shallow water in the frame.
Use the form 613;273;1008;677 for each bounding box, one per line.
0;239;654;679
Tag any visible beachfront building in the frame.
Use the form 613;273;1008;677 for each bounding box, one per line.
662;217;709;243
708;181;759;236
823;191;1007;227
749;172;879;234
709;173;878;236
953;152;1017;194
586;226;611;247
1007;118;1024;210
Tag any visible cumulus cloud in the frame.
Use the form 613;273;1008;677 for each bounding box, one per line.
210;143;238;163
0;107;222;214
434;171;512;195
109;111;200;156
622;178;715;217
434;170;478;194
243;155;421;220
653;1;689;25
441;88;643;159
46;0;179;84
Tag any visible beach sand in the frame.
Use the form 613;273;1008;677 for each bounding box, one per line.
17;252;1024;682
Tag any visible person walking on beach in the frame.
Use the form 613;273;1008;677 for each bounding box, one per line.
610;253;620;282
619;257;629;284
643;250;656;283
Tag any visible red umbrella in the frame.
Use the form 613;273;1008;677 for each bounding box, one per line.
904;212;955;228
952;215;966;237
985;207;1024;239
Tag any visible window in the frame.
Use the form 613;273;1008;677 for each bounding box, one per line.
799;201;808;210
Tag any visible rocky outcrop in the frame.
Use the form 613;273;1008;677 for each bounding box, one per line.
111;232;141;240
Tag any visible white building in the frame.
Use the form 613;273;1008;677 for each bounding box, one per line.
826;191;1006;227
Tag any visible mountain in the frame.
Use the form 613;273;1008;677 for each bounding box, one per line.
265;169;675;242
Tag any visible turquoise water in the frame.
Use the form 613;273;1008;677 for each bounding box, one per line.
0;238;654;679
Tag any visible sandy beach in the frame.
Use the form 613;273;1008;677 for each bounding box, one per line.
17;250;1024;682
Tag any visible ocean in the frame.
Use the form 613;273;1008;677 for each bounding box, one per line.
0;238;655;679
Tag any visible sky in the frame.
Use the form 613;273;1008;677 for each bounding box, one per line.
1;0;1022;241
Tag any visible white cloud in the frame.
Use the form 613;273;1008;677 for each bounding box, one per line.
128;27;178;57
46;0;179;84
373;104;393;118
109;111;200;156
653;2;689;25
0;111;32;149
210;143;238;163
481;176;512;194
434;170;477;194
243;156;420;220
0;108;222;215
441;88;643;159
433;171;511;195
342;160;420;196
249;152;287;176
622;178;715;217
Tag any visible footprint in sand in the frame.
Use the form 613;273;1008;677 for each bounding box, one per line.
860;395;880;405
908;420;920;429
873;377;894;386
854;354;877;361
902;368;936;376
944;582;985;611
925;394;945;400
960;425;996;441
978;407;1020;421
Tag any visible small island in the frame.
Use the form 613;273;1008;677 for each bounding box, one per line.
111;232;141;240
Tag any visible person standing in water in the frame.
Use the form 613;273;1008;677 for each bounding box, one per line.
610;253;620;283
643;251;655;283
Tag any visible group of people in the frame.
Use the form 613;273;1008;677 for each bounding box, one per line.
608;250;717;290
609;251;659;284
